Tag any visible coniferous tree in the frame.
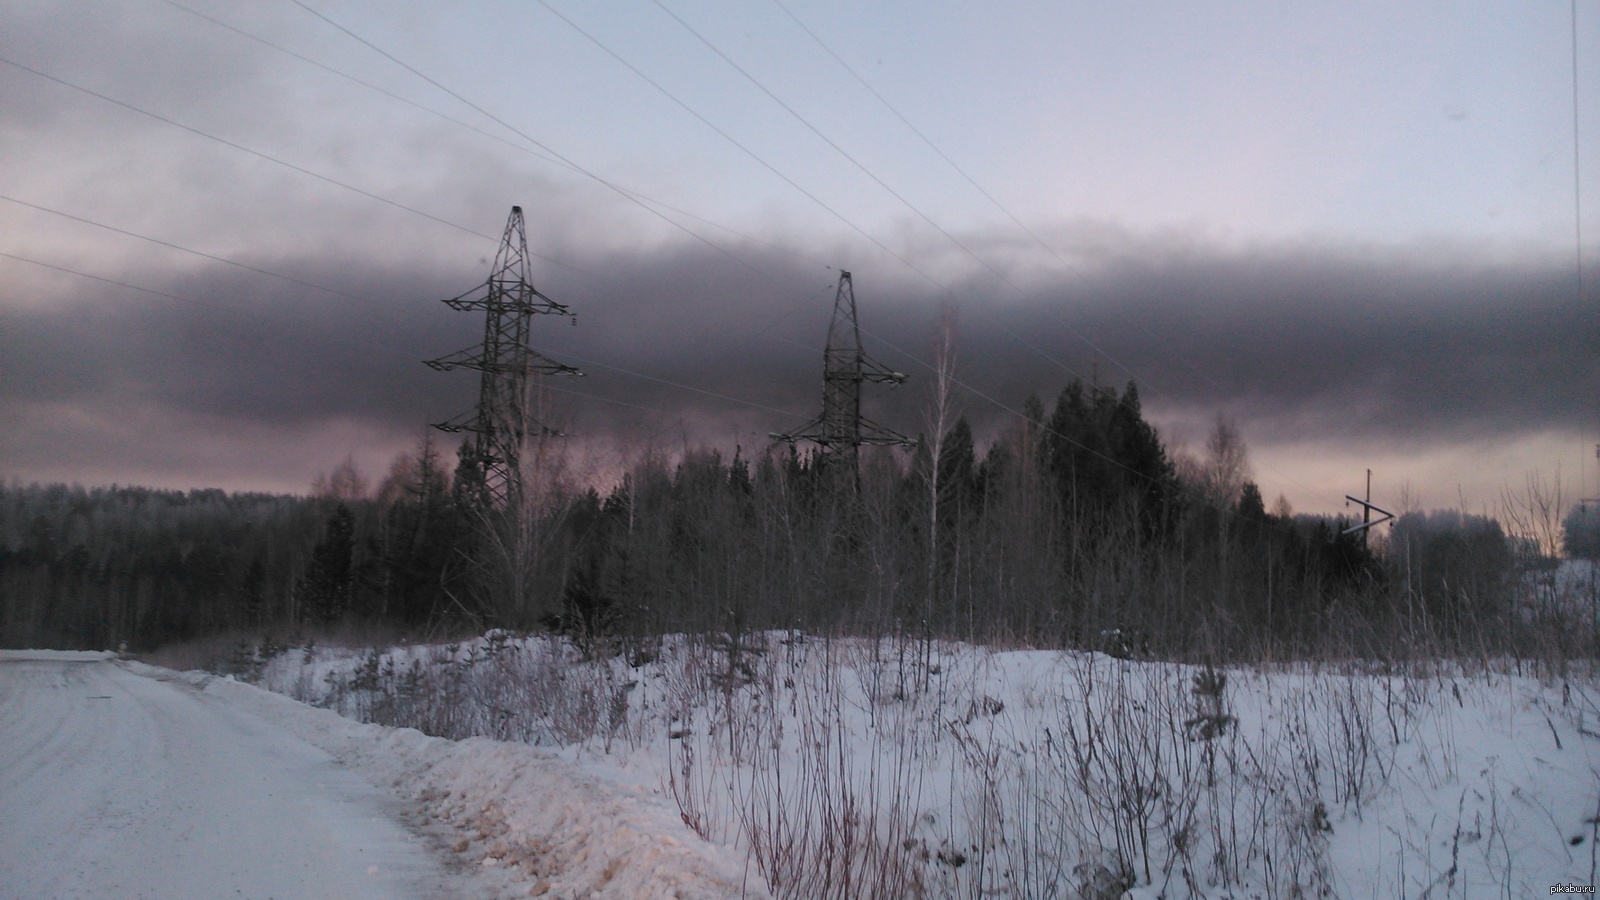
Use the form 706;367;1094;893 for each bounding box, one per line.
300;505;355;627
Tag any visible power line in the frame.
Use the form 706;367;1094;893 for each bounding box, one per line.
4;3;762;285
279;0;1028;305
0;55;522;253
156;0;566;166
769;0;1062;267
0;193;376;303
285;0;757;271
651;0;1010;286
520;0;940;287
0;14;1100;480
7;4;869;443
0;250;254;318
157;0;830;275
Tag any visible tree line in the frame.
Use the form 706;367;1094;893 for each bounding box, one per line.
3;379;1594;660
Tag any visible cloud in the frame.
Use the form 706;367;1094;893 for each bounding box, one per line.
986;239;1596;446
2;224;1592;503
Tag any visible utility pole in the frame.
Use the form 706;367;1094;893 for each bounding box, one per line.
426;206;582;514
1343;469;1395;551
771;270;914;482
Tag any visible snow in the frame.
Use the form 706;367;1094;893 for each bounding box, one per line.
8;636;1599;898
0;651;456;899
0;650;767;899
254;633;1600;897
182;666;768;898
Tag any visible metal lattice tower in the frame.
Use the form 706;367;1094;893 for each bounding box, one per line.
426;206;581;511
772;270;913;477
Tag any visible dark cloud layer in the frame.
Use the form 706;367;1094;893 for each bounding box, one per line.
3;231;1593;499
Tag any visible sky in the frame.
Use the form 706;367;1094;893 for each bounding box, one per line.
1;0;1596;518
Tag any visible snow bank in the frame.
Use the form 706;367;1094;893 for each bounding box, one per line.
121;659;768;899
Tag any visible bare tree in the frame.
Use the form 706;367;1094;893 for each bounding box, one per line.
923;307;959;635
312;454;369;503
1271;493;1293;519
1499;470;1567;561
1201;414;1250;510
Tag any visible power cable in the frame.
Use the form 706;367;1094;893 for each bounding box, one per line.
519;0;940;287
285;0;756;271
0;250;257;319
769;0;1062;267
231;0;1126;435
0;193;374;304
156;0;831;274
157;0;565;169
121;5;902;429
5;5;879;438
0;55;546;259
651;0;1009;285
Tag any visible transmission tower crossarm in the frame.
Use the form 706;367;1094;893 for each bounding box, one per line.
424;349;583;377
857;414;916;447
527;350;584;377
428;409;477;433
442;284;570;316
769;411;826;445
860;356;906;385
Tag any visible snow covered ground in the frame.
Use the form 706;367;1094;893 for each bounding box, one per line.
250;633;1600;898
0;650;766;899
12;635;1596;898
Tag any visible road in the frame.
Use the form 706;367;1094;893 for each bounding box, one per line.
0;651;459;900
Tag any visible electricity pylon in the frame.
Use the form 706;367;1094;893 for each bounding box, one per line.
426;206;581;512
771;270;913;479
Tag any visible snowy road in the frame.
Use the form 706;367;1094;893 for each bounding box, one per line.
0;651;458;900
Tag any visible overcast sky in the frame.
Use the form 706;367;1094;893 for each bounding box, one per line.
1;0;1596;516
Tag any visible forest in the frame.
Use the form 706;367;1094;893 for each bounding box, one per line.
3;376;1595;665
